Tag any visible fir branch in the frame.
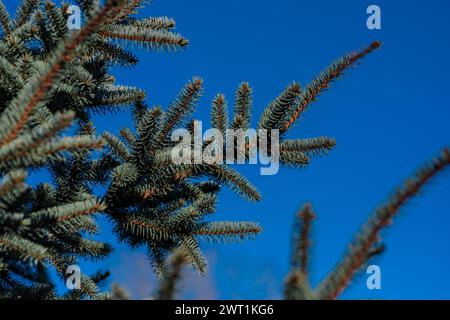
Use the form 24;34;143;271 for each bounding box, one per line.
280;41;381;133
102;131;131;161
316;147;450;300
63;238;112;261
87;35;138;66
177;235;207;274
195;221;262;242
0;136;104;169
280;151;310;167
0;234;48;264
155;77;203;148
205;164;261;202
0;56;24;91
230;82;252;130
258;82;301;130
291;203;315;275
166;194;216;229
110;283;131;300
284;270;315;300
44;0;68;39
14;0;40;28
0;171;27;200
280;137;336;156
211;93;229;133
110;163;139;189
155;249;186;300
0;112;75;163
29;198;104;227
119;214;173;241
76;0;100;20
92;85;146;107
47;253;102;300
100;24;189;51
0;0;126;146
132;17;176;31
0;1;11;34
102;0;144;24
135;106;162;158
119;127;135;147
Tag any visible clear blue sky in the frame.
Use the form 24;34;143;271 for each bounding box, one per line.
8;0;450;299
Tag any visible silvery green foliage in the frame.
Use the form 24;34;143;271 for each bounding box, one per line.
102;94;263;274
0;0;380;300
0;0;189;299
101;67;357;273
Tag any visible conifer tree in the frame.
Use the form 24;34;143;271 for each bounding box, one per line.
0;0;383;299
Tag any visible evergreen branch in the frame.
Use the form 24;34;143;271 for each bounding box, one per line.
45;0;67;39
0;1;11;34
132;17;176;31
280;151;310;167
284;270;315;300
146;241;168;275
155;77;203;147
92;85;146;107
90;270;111;286
258;82;301;130
0;0;126;146
280;41;381;133
155;249;186;300
291;203;315;275
0;234;48;264
211;94;228;133
102;0;144;24
119;214;173;241
115;195;214;242
63;237;112;261
102;132;131;161
206;164;261;201
195;221;262;242
110;284;131;300
37;135;103;158
110;163;138;189
316;147;450;300
29;198;104;226
0;56;24;90
76;0;100;20
166;194;216;228
230;82;252;130
100;24;188;51
1;136;104;169
78;274;106;300
177;235;207;274
136;106;162;158
119;127;135;147
0;171;27;200
280;137;336;156
0;112;75;163
47;253;101;300
136;181;172;200
14;0;40;28
87;35;138;66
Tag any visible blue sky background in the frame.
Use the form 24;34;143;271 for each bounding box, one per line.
6;0;450;299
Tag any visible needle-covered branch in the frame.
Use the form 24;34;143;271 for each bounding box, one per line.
284;147;450;300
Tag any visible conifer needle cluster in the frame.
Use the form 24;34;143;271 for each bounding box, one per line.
0;0;394;300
